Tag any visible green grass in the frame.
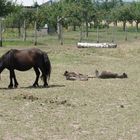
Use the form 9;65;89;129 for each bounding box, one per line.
0;30;140;139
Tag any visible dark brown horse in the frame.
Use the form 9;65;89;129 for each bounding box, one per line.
0;48;51;88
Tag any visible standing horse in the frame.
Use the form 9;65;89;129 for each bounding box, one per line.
0;48;51;88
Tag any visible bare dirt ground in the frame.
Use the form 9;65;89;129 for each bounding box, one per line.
0;40;140;140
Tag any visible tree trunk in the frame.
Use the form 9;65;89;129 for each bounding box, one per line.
136;21;139;32
85;20;88;37
0;22;2;47
73;24;76;31
96;26;99;43
135;21;139;39
123;21;126;32
57;17;63;45
34;21;37;46
79;24;83;42
106;20;109;28
77;42;117;48
89;23;92;29
23;20;26;41
18;21;21;38
125;24;127;41
114;21;117;26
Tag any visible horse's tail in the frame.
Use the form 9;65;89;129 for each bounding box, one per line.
43;52;51;82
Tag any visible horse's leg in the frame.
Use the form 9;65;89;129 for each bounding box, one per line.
8;70;14;88
13;71;18;88
8;70;18;88
42;73;48;87
39;67;48;87
33;67;40;87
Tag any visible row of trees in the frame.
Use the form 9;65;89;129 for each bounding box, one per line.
1;0;140;37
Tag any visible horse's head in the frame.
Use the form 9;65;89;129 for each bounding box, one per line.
0;50;11;74
0;57;4;80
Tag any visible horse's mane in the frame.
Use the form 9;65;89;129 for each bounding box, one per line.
1;49;17;59
0;49;17;62
1;50;10;59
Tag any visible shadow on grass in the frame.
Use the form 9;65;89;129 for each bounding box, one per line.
22;84;65;89
0;87;12;90
0;84;65;90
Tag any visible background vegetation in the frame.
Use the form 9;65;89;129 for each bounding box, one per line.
1;0;140;45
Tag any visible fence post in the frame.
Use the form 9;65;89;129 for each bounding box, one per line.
80;23;83;42
106;26;108;42
60;23;63;45
125;25;127;41
23;20;26;41
97;26;99;43
112;24;116;43
57;16;63;45
0;21;2;47
135;24;138;39
34;21;37;45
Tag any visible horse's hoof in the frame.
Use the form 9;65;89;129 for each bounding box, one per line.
14;85;18;88
32;84;37;88
8;85;13;89
32;84;39;88
43;84;48;88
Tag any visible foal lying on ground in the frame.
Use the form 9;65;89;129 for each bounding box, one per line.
64;71;93;81
95;70;128;79
64;70;128;81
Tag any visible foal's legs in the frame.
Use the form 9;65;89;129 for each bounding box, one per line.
8;70;18;88
33;67;40;87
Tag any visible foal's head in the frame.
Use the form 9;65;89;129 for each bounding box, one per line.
122;73;128;78
64;71;69;76
95;69;99;78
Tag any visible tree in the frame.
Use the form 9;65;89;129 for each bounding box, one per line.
130;2;140;32
116;4;132;31
78;0;95;37
99;0;124;27
0;0;15;17
62;0;95;37
39;2;63;32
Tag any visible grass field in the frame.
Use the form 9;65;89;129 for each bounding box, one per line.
0;30;140;140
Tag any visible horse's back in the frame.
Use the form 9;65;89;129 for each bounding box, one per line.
10;48;45;71
14;48;43;59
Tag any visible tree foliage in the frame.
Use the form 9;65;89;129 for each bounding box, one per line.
0;0;15;17
3;0;140;32
130;1;140;31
